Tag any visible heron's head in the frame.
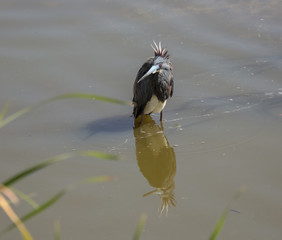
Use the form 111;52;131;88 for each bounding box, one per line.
137;41;172;83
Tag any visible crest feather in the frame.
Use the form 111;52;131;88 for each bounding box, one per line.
151;41;170;58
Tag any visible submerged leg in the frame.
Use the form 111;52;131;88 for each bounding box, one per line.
160;111;163;122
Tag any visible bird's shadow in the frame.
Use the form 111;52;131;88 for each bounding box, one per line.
80;114;134;140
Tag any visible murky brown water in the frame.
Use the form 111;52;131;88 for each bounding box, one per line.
1;0;282;239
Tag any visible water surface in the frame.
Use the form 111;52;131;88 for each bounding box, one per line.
0;1;282;239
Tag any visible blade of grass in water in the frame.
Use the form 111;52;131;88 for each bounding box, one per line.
209;186;245;240
81;150;120;160
10;188;39;210
0;93;130;129
2;149;118;189
2;153;73;187
209;208;229;240
2;151;119;187
0;102;10;122
50;93;130;106
0;176;113;236
54;220;61;240
132;213;147;240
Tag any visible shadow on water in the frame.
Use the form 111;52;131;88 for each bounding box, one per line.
81;114;133;139
133;116;176;215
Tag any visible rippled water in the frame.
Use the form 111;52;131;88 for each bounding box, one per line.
1;1;282;239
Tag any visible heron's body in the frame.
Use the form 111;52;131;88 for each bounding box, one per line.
133;42;174;124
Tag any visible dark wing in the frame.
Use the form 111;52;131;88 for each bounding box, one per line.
170;77;174;97
152;69;173;102
133;57;154;118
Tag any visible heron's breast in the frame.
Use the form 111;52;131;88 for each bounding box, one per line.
144;94;167;114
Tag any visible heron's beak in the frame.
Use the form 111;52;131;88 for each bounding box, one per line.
137;64;160;83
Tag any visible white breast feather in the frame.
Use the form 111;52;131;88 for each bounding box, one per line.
144;95;167;114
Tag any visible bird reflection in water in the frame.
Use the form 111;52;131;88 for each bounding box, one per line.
134;115;176;215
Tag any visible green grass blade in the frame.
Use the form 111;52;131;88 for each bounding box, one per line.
2;153;74;186
20;190;66;223
2;151;118;187
0;93;130;129
54;221;61;240
81;151;120;160
10;188;39;209
48;93;130;106
209;209;228;240
0;102;11;122
132;213;147;240
209;187;245;240
0;106;32;129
